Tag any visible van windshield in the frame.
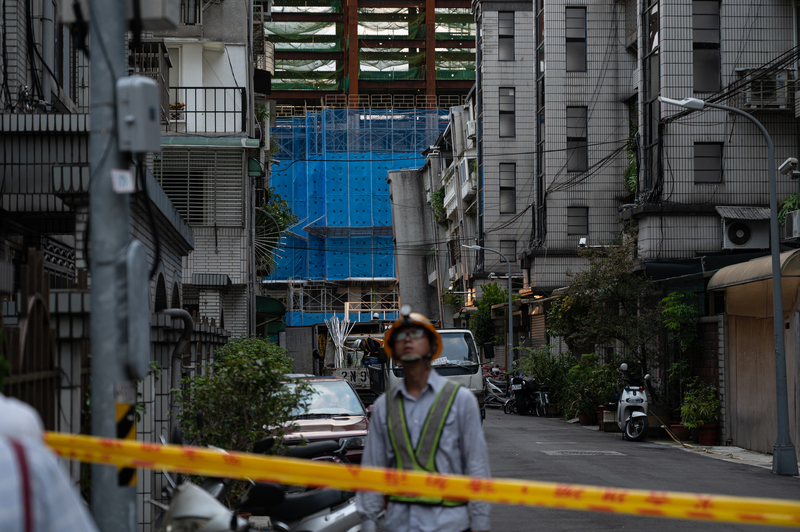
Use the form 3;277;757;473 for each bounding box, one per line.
392;331;479;377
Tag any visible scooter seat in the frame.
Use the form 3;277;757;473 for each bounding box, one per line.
487;378;507;389
286;440;340;459
247;488;353;522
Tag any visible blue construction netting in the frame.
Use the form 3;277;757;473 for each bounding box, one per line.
267;108;448;283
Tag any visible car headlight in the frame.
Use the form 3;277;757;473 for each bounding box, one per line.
340;436;366;449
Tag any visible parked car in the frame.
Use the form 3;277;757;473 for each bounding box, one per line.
282;376;369;463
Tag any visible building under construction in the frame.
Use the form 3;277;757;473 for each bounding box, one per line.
261;0;474;325
264;0;474;109
263;107;448;325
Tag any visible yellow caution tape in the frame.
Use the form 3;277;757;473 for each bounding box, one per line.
44;432;800;528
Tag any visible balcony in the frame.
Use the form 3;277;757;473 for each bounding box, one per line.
164;87;247;134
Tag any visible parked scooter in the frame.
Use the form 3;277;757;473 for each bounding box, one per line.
508;372;538;416
245;437;363;531
609;363;650;441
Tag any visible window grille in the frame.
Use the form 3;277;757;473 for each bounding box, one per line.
154;148;244;227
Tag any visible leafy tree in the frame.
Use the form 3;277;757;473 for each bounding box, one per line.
469;282;506;346
661;291;699;353
546;227;661;374
176;337;310;453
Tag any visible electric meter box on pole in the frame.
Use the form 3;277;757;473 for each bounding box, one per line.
116;76;162;154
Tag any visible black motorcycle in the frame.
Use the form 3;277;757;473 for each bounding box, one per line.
505;373;538;415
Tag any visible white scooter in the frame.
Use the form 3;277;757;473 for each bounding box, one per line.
613;363;650;442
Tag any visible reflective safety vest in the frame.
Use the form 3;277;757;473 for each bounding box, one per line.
386;380;467;506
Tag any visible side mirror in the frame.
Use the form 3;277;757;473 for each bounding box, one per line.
171;426;184;446
253;437;275;454
483;343;495;360
644;373;651;381
196;411;204;432
366;404;374;419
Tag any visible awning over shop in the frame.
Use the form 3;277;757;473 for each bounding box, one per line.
256;295;285;315
707;249;800;318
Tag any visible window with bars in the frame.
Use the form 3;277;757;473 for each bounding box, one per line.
567;207;589;235
153;148;244;227
566;7;586;72
182;0;201;25
694;143;723;183
499;87;515;138
693;1;720;93
566;107;587;172
500;163;516;214
498;12;515;61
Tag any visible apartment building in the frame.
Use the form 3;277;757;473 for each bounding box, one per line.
149;0;268;337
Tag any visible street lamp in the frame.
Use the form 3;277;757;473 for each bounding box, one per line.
659;96;798;476
463;244;514;369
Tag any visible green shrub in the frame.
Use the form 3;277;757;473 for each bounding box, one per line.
680;380;720;430
176;337;310;453
516;346;575;414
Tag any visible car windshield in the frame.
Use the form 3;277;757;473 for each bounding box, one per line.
286;380;366;417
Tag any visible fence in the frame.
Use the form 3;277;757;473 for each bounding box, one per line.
1;248;231;532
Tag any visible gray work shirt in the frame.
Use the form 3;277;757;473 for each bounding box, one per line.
356;370;491;532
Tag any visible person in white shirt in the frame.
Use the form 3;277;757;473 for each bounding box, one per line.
356;309;491;532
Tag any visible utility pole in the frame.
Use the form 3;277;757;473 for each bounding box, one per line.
89;0;137;529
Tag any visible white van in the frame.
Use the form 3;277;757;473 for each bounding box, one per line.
368;329;485;419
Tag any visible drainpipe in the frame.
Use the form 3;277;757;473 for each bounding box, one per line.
475;13;485;270
42;0;54;103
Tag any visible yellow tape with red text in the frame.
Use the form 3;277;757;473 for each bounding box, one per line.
44;432;800;528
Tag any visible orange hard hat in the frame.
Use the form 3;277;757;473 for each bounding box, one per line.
383;306;442;361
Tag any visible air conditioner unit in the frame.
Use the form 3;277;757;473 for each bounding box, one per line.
448;267;457;280
783;210;800;241
744;70;790;108
467;120;477;138
722;219;770;249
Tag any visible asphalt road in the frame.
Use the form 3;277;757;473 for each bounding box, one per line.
483;408;800;531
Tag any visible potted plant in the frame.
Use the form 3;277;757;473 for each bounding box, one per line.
680;380;720;445
170;101;186;121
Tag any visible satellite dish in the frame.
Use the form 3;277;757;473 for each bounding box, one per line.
727;221;751;246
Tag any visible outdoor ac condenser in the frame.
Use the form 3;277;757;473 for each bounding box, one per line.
782;210;800;241
722;219;770;249
744;70;790;108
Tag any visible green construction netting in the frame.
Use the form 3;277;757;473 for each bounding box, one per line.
264;6;475;79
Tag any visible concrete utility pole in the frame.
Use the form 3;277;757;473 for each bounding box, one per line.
89;0;138;529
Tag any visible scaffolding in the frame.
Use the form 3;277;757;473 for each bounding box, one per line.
261;0;475;104
266;107;448;325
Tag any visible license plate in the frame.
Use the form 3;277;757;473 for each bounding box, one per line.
628;398;644;403
511;384;522;391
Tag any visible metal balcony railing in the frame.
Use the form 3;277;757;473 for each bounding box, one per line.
165;87;247;134
129;40;171;127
